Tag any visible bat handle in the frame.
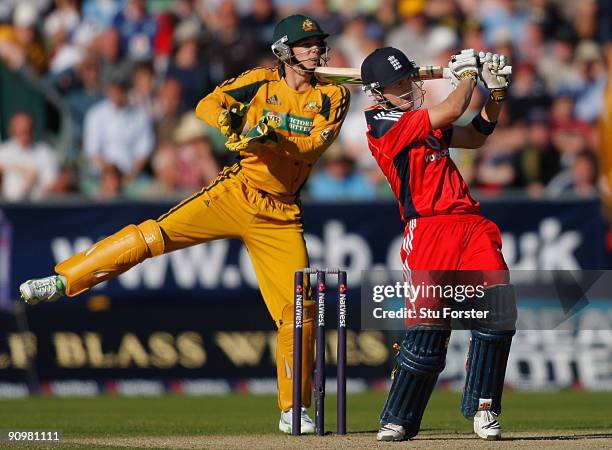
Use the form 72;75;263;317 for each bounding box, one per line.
442;66;513;79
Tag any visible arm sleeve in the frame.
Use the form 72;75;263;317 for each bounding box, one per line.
380;109;431;158
258;85;350;163
195;68;270;129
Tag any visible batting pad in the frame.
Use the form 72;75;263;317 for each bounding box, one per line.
461;284;517;418
55;220;164;296
380;326;450;438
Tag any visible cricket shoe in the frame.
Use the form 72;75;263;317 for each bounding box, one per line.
278;407;315;434
20;275;65;305
377;423;406;441
473;399;502;440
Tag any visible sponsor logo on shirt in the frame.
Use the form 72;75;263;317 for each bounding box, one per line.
424;134;448;162
265;111;283;127
425;148;449;163
304;101;321;113
266;95;281;105
262;109;313;135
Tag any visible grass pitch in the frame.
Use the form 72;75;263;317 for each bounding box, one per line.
1;390;611;448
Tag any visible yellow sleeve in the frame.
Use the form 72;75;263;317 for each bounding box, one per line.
260;84;350;163
195;68;273;129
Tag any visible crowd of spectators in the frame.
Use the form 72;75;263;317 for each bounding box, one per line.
0;0;609;203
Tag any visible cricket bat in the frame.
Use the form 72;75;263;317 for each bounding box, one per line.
314;65;512;85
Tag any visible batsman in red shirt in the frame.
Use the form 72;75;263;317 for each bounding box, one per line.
360;47;517;441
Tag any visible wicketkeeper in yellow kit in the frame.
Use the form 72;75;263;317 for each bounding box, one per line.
20;14;349;434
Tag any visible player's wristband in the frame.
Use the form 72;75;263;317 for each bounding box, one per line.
471;112;497;135
489;88;507;102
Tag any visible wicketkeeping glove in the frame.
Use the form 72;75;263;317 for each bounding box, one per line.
217;102;247;137
448;48;479;88
225;117;278;152
478;51;510;102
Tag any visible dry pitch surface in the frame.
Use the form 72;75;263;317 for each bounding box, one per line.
2;391;611;449
67;431;612;449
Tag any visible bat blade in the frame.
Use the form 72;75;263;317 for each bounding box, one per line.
313;66;448;85
314;67;362;84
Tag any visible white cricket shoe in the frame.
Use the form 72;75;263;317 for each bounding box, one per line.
278;407;315;434
473;400;502;440
20;275;65;305
377;423;406;441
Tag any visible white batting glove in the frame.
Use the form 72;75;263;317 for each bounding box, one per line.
478;51;510;102
449;49;479;88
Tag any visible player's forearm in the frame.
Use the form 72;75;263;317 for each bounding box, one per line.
448;78;477;119
481;97;503;123
430;78;476;129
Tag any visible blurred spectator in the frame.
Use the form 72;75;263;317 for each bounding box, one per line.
112;0;157;61
205;0;265;83
474;110;524;194
336;15;384;70
307;0;343;37
549;94;594;162
516;18;545;65
0;0;607;203
479;0;529;48
129;60;156;115
44;52;106;151
425;0;465;31
241;0;279;51
152;77;183;143
44;0;83;74
546;150;598;198
96;163;124;200
309;144;376;201
537;29;581;95
526;0;568;40
0;112;59;201
510;110;560;196
139;141;182;199
62;55;105;155
573;41;608;123
0;3;47;73
386;11;429;66
461;18;486;53
571;0;598;41
90;26;125;82
44;0;81;41
173;113;220;191
506;62;549;118
82;0;120;30
47;164;80;197
374;1;398;32
83;69;154;185
166;20;212;112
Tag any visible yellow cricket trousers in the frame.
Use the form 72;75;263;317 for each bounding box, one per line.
157;164;308;326
157;164;314;411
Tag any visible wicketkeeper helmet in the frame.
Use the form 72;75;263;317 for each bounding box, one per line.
271;14;329;63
